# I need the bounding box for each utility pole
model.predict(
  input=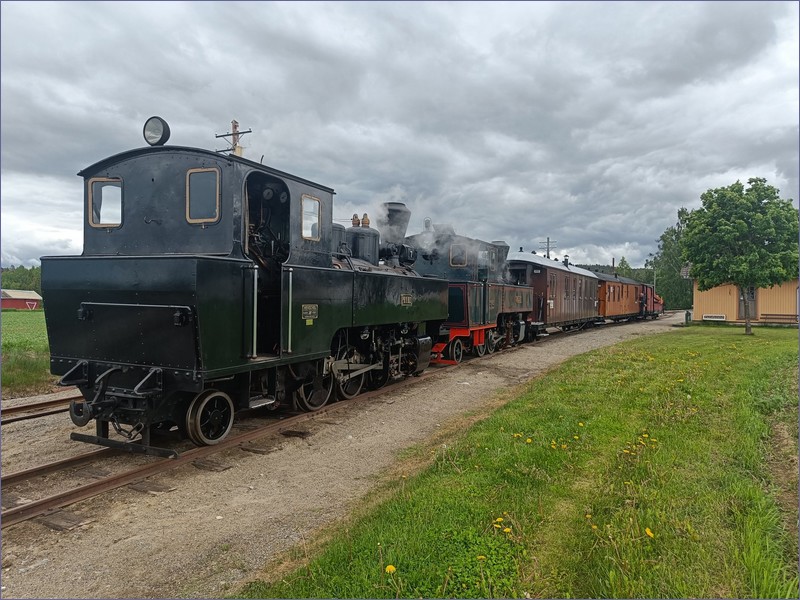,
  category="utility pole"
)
[215,119,252,156]
[539,237,557,259]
